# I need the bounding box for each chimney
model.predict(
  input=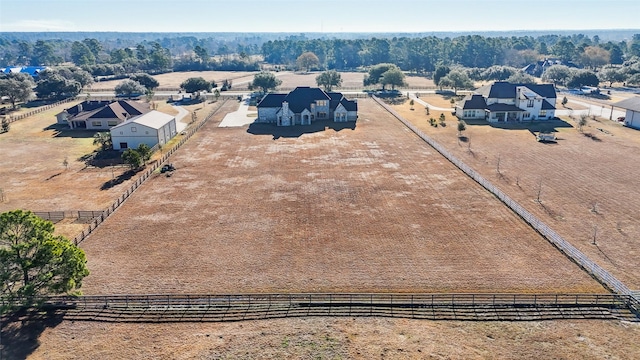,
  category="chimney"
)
[77,104,83,112]
[123,112,128,120]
